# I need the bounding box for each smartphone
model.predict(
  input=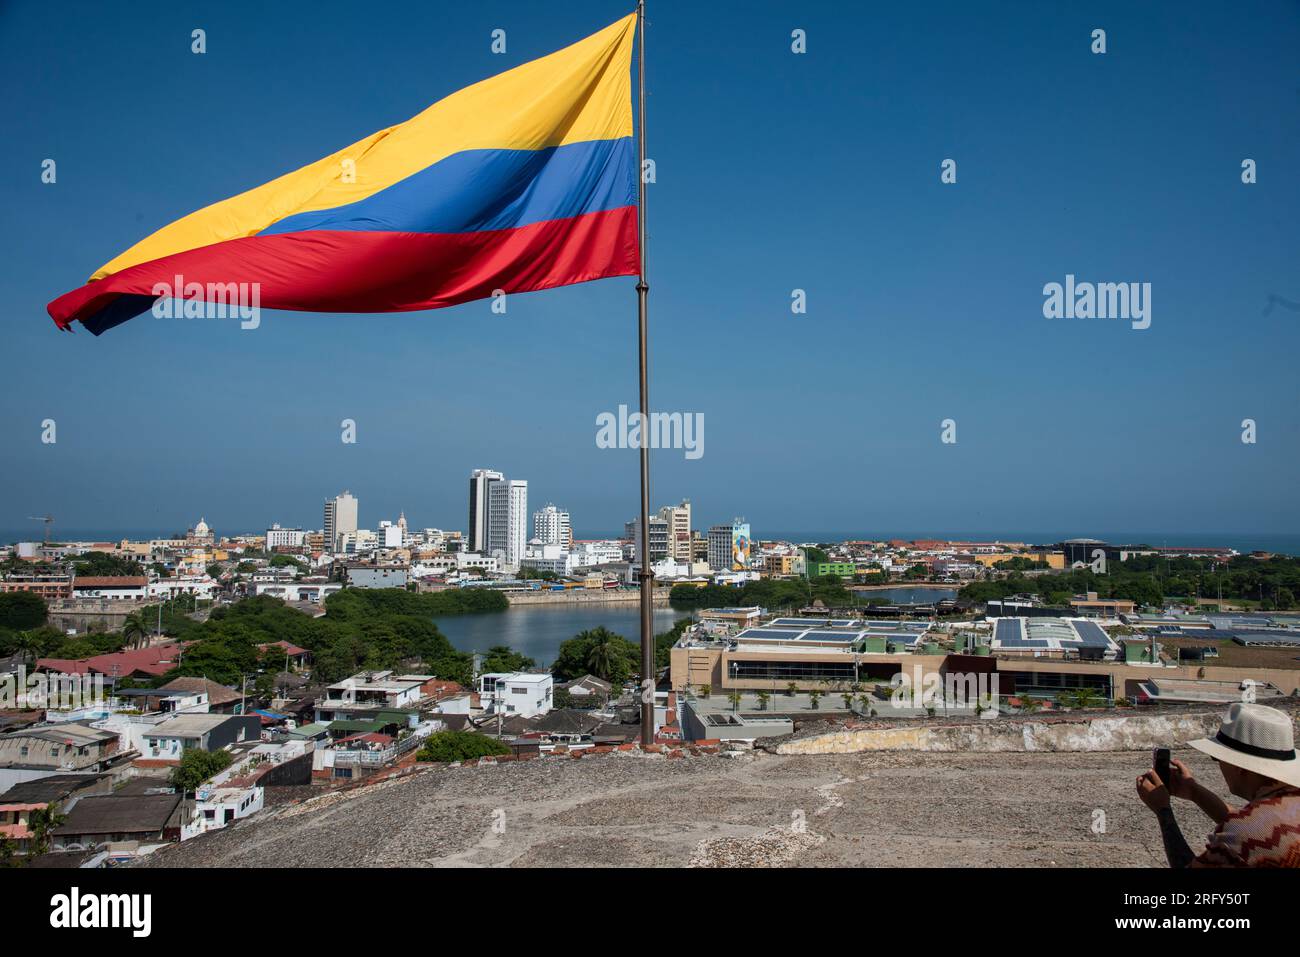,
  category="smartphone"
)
[1153,747,1171,788]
